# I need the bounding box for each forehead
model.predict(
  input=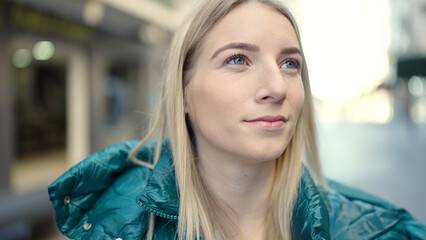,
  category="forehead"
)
[202,2,299,49]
